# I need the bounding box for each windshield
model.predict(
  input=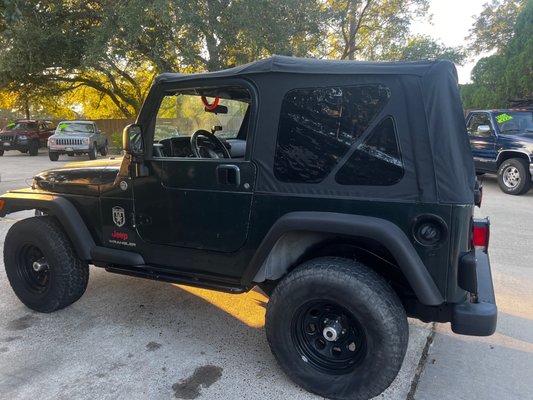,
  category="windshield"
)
[56,122,94,135]
[154,91,249,141]
[495,111,533,134]
[4,122,38,131]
